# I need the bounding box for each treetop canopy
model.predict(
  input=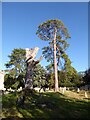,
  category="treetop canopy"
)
[36,19,71,41]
